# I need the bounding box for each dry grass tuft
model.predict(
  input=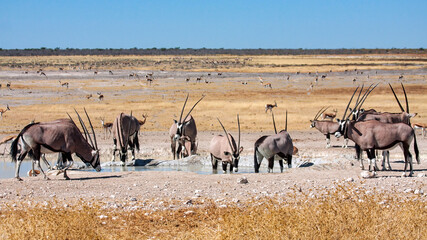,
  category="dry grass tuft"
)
[1,184,425,239]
